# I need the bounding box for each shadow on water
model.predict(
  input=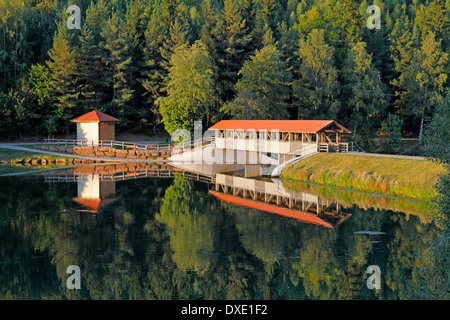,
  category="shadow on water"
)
[0,162,438,300]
